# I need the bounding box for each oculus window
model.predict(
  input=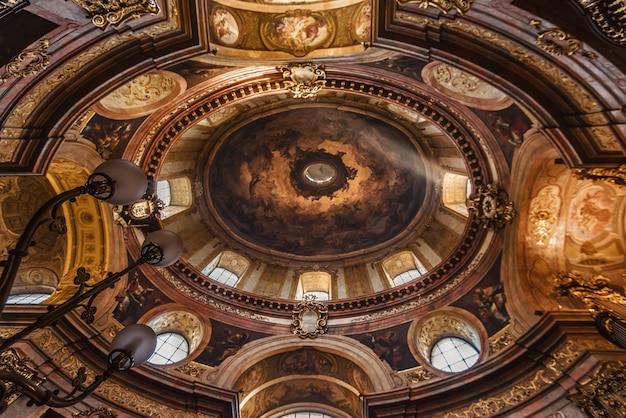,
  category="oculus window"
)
[430,336,479,373]
[148,332,189,365]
